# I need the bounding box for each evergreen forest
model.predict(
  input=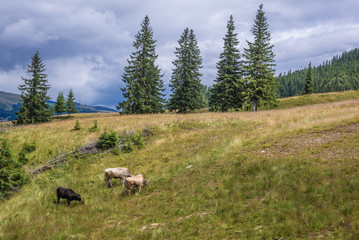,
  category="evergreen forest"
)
[277,48,359,97]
